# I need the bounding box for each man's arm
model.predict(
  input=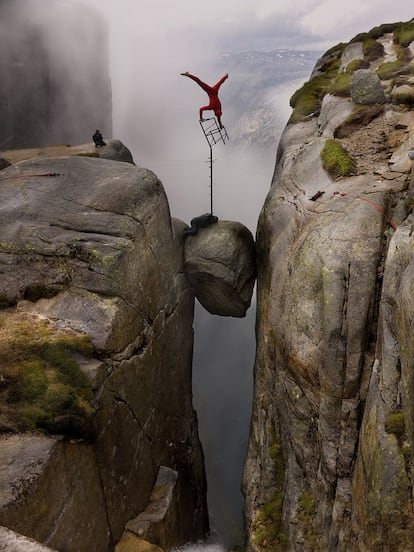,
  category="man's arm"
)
[214,73,228,89]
